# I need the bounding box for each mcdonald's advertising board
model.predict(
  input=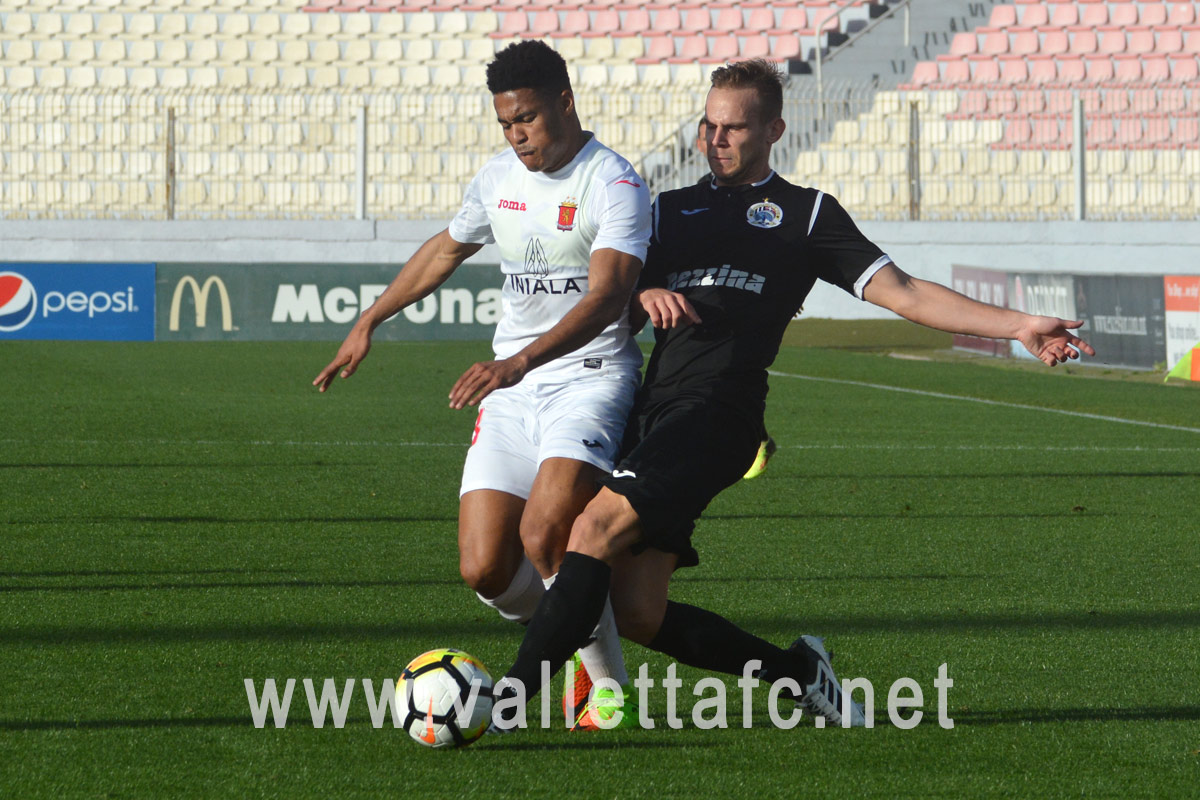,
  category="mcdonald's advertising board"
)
[156,263,504,342]
[0,262,155,341]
